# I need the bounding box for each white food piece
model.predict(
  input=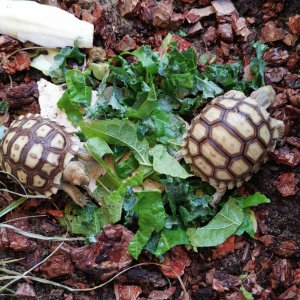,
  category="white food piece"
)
[37,78,76,130]
[30,49,60,76]
[37,79,98,131]
[0,0,94,48]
